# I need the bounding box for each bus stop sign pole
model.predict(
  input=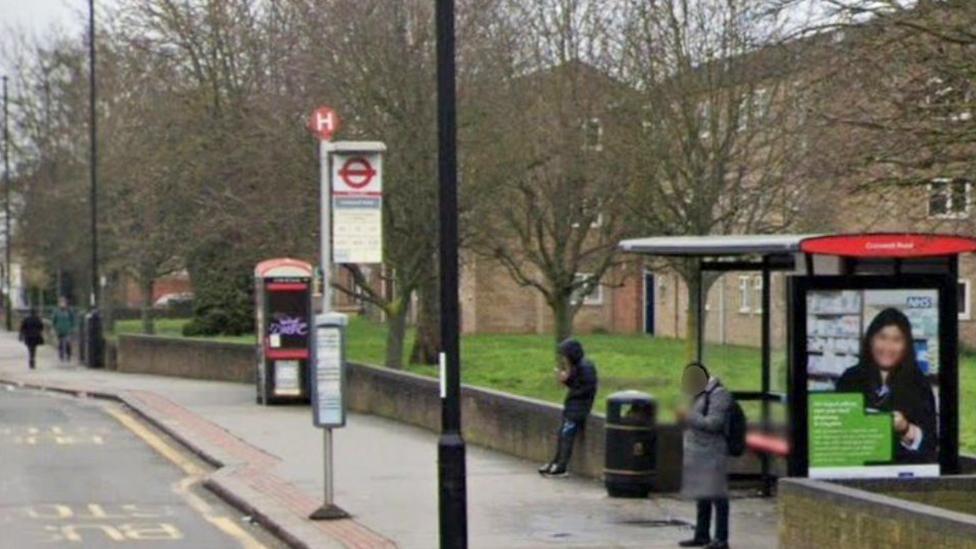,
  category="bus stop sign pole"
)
[309,136,349,521]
